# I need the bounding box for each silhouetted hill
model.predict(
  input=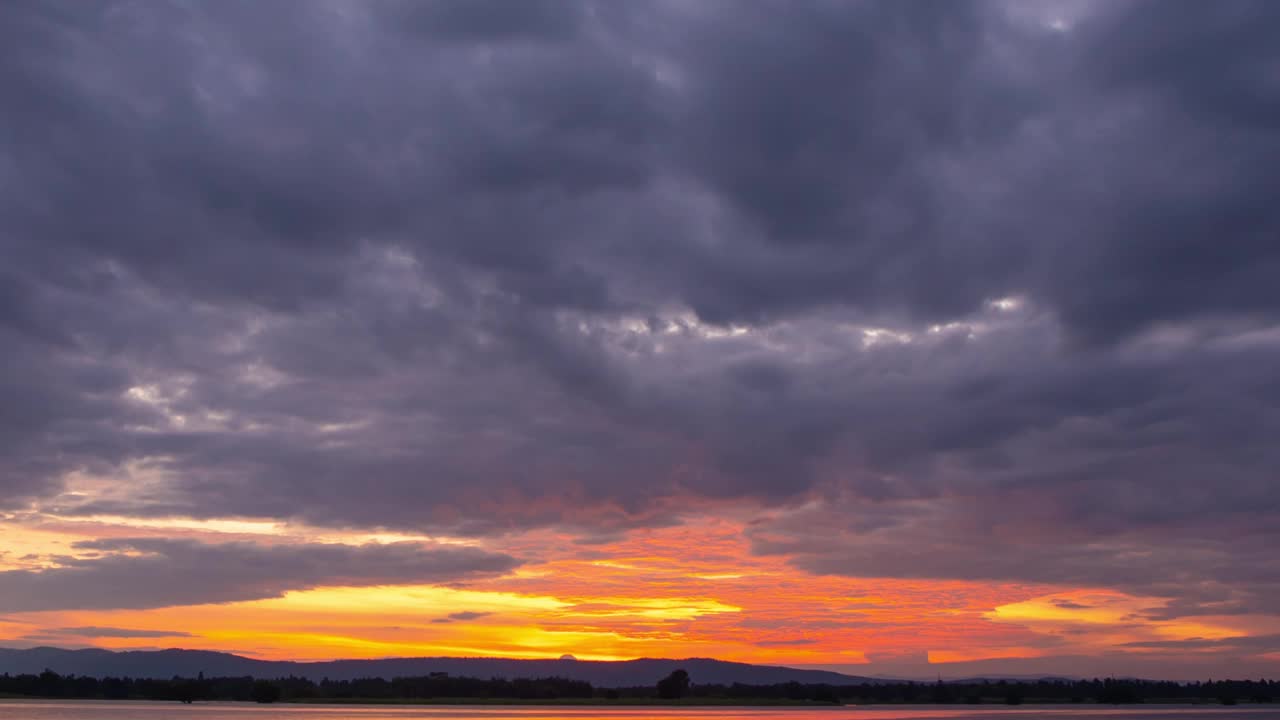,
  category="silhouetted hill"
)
[0,646,873,686]
[947,674,1080,683]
